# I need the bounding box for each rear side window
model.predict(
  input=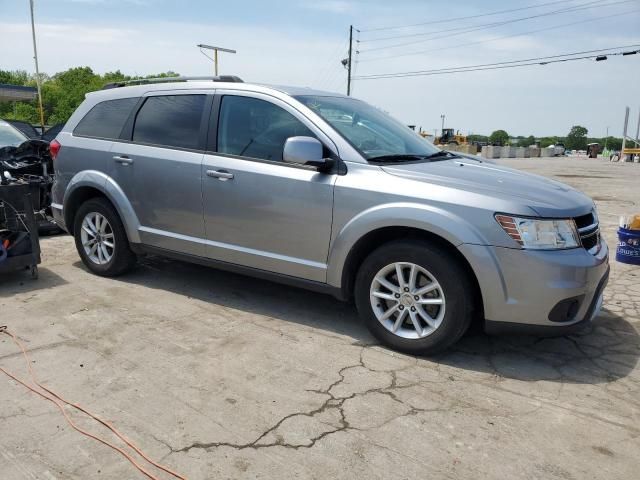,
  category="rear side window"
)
[74,97,138,140]
[133,95,205,150]
[217,95,314,162]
